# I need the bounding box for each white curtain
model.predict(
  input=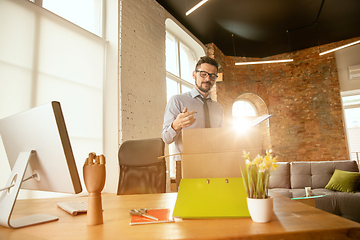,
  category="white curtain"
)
[0,0,106,198]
